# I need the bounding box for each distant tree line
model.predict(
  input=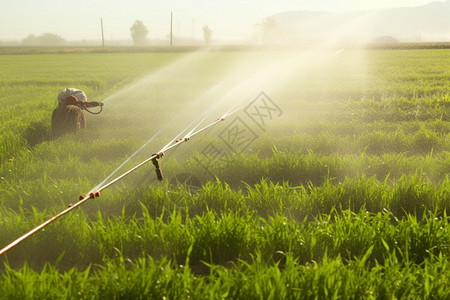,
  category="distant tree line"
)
[17,20,213,47]
[22,33,66,46]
